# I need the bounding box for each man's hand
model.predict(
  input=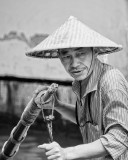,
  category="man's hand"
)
[33,85,59,109]
[33,85,48,103]
[33,85,53,109]
[38,141,67,160]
